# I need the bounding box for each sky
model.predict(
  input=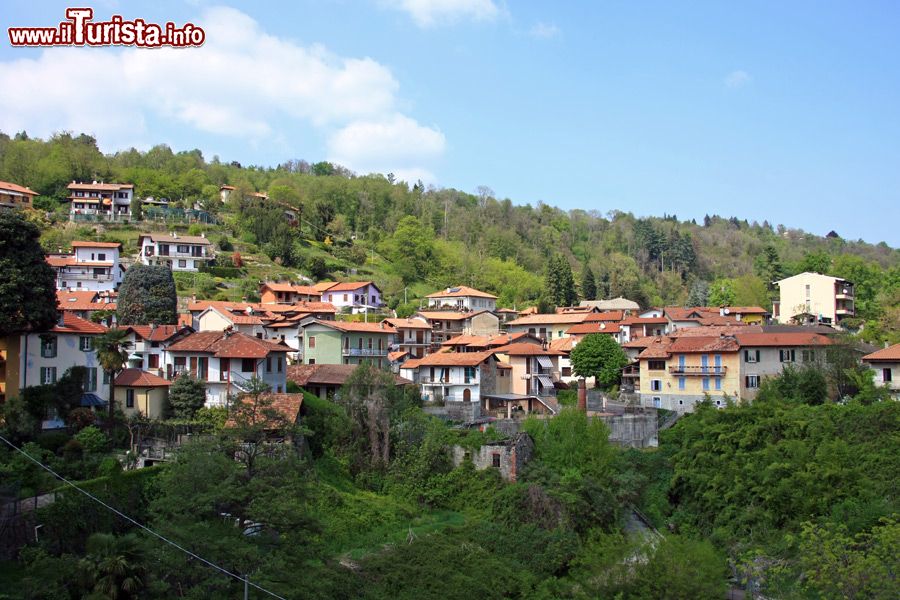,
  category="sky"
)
[2,1,899,246]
